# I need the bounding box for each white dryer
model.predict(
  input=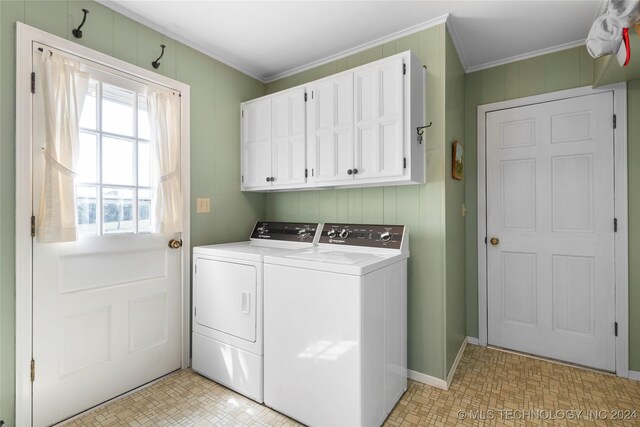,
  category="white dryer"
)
[263,223,409,427]
[192,221,321,403]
